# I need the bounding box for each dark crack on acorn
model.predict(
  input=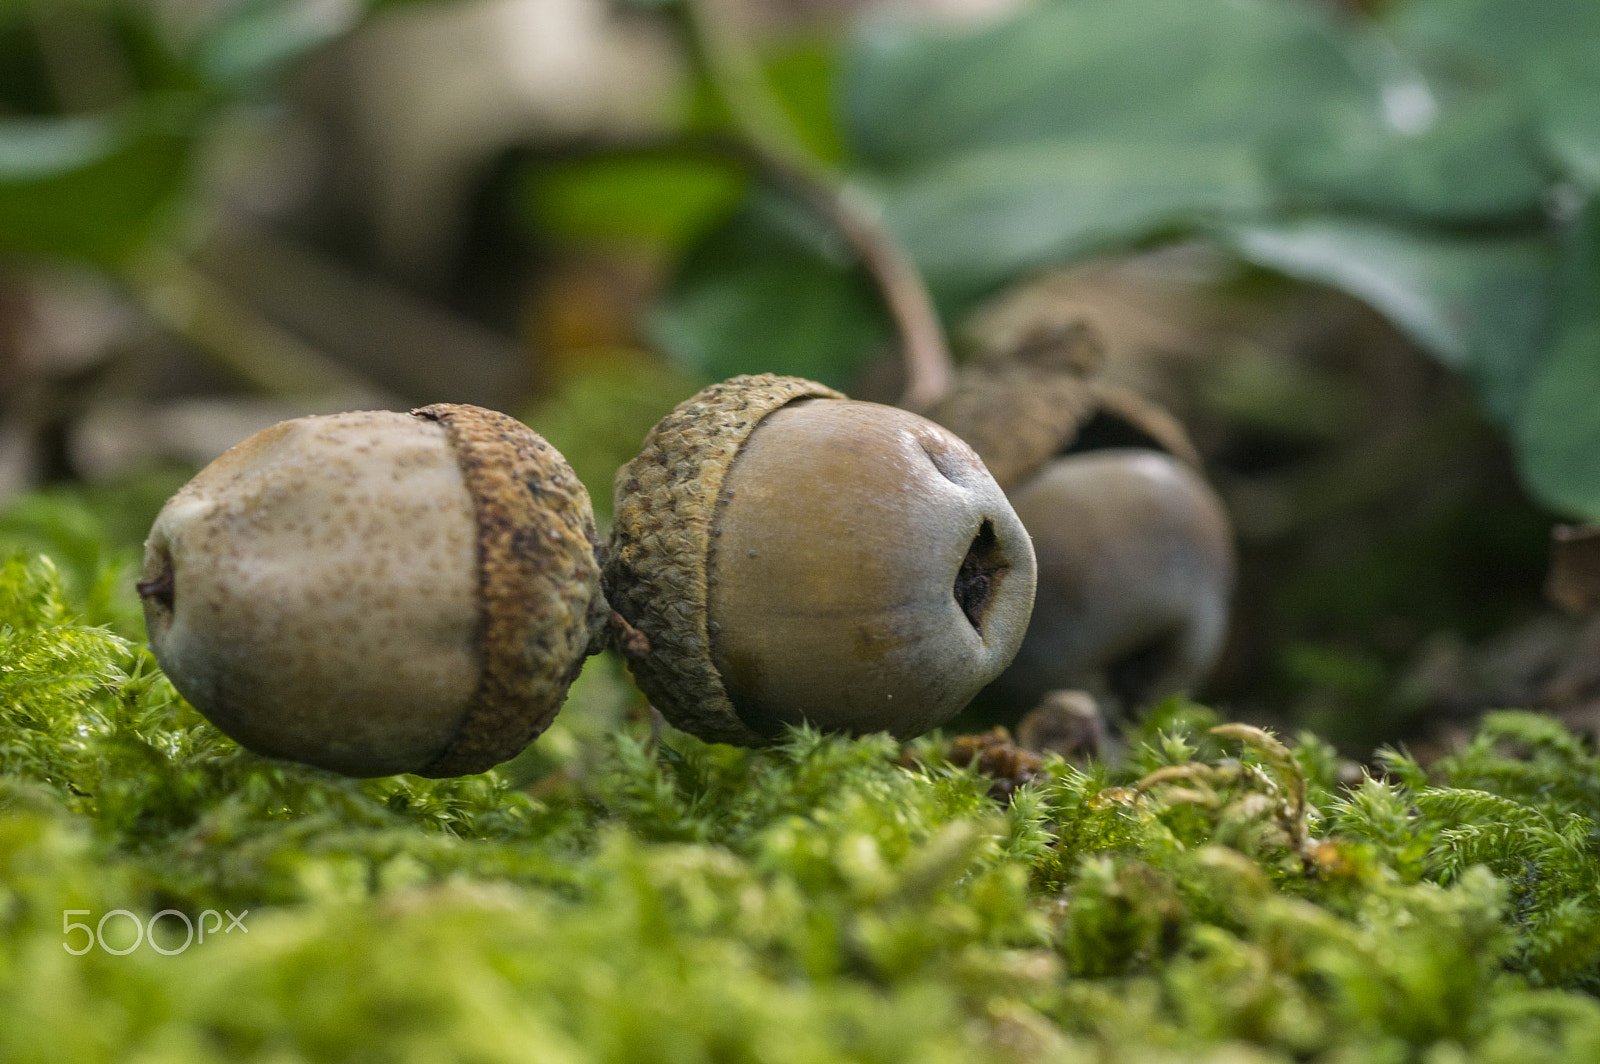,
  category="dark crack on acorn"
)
[136,565,175,611]
[954,520,1006,634]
